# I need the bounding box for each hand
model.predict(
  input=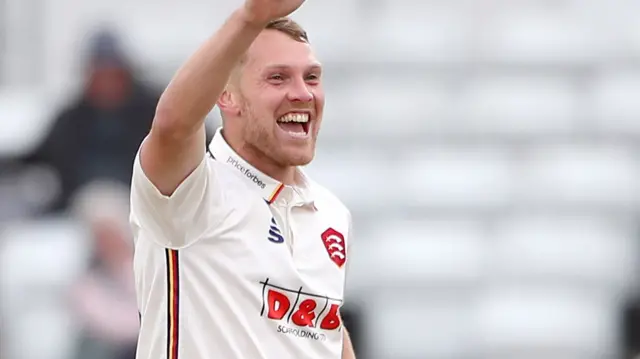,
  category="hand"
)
[242,0,305,27]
